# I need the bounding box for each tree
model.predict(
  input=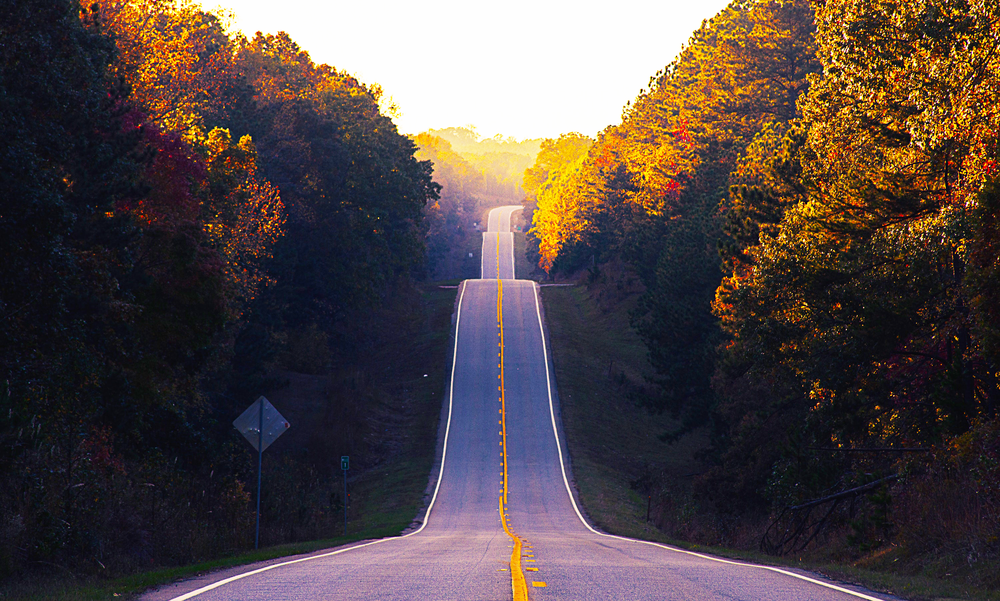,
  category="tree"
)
[0,0,154,570]
[525,0,818,433]
[2,0,434,575]
[523,133,593,271]
[710,0,1000,511]
[227,32,436,344]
